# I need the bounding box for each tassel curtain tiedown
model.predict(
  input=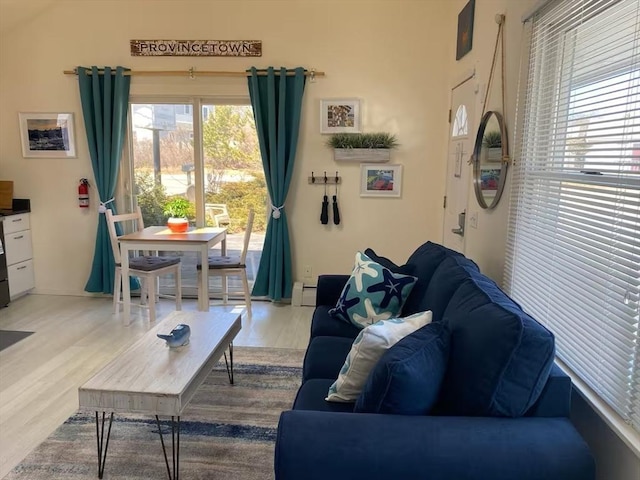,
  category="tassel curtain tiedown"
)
[248,67,306,300]
[78,66,133,294]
